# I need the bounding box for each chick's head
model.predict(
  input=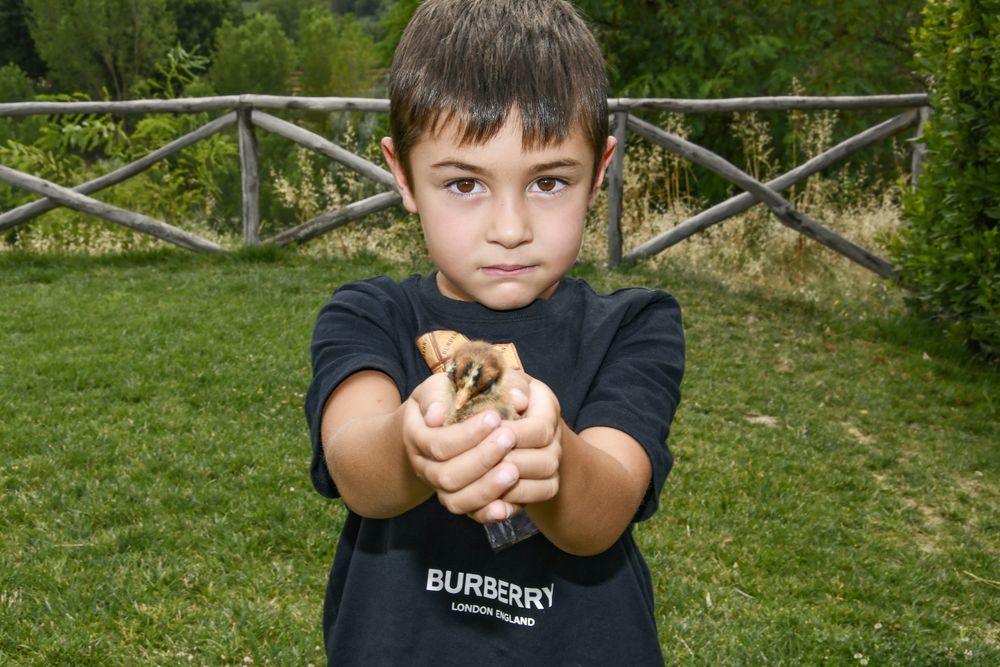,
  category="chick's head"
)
[446,340,506,413]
